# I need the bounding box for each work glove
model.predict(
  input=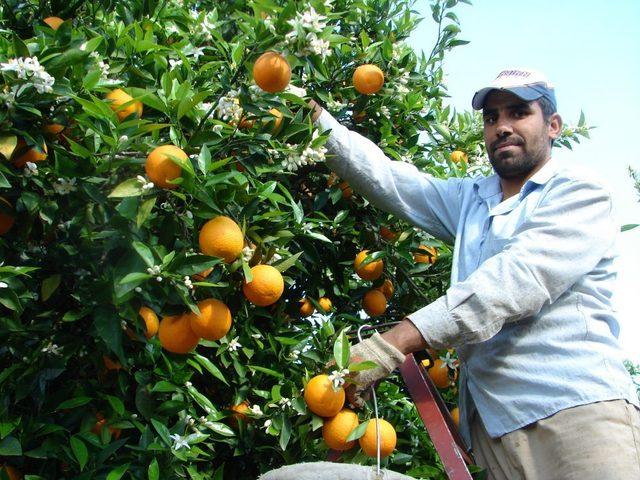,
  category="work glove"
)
[347,332,406,408]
